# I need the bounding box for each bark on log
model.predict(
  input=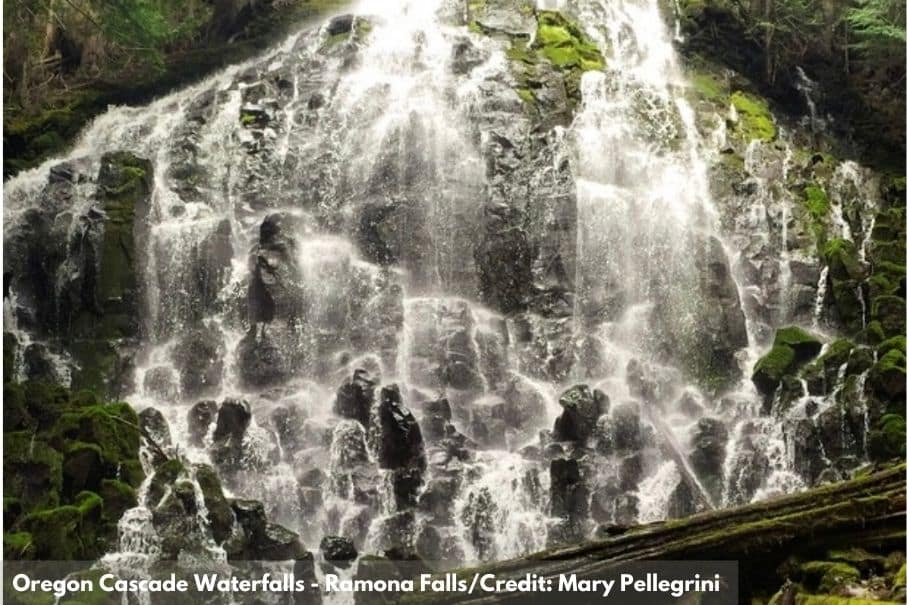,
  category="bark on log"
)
[410,464,906,604]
